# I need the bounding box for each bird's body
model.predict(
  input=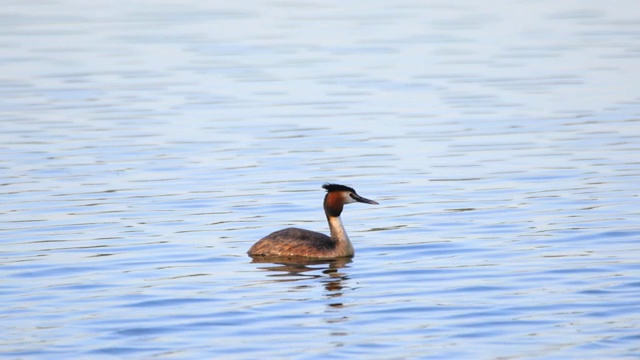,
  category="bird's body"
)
[247,227,348,258]
[248,183,378,259]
